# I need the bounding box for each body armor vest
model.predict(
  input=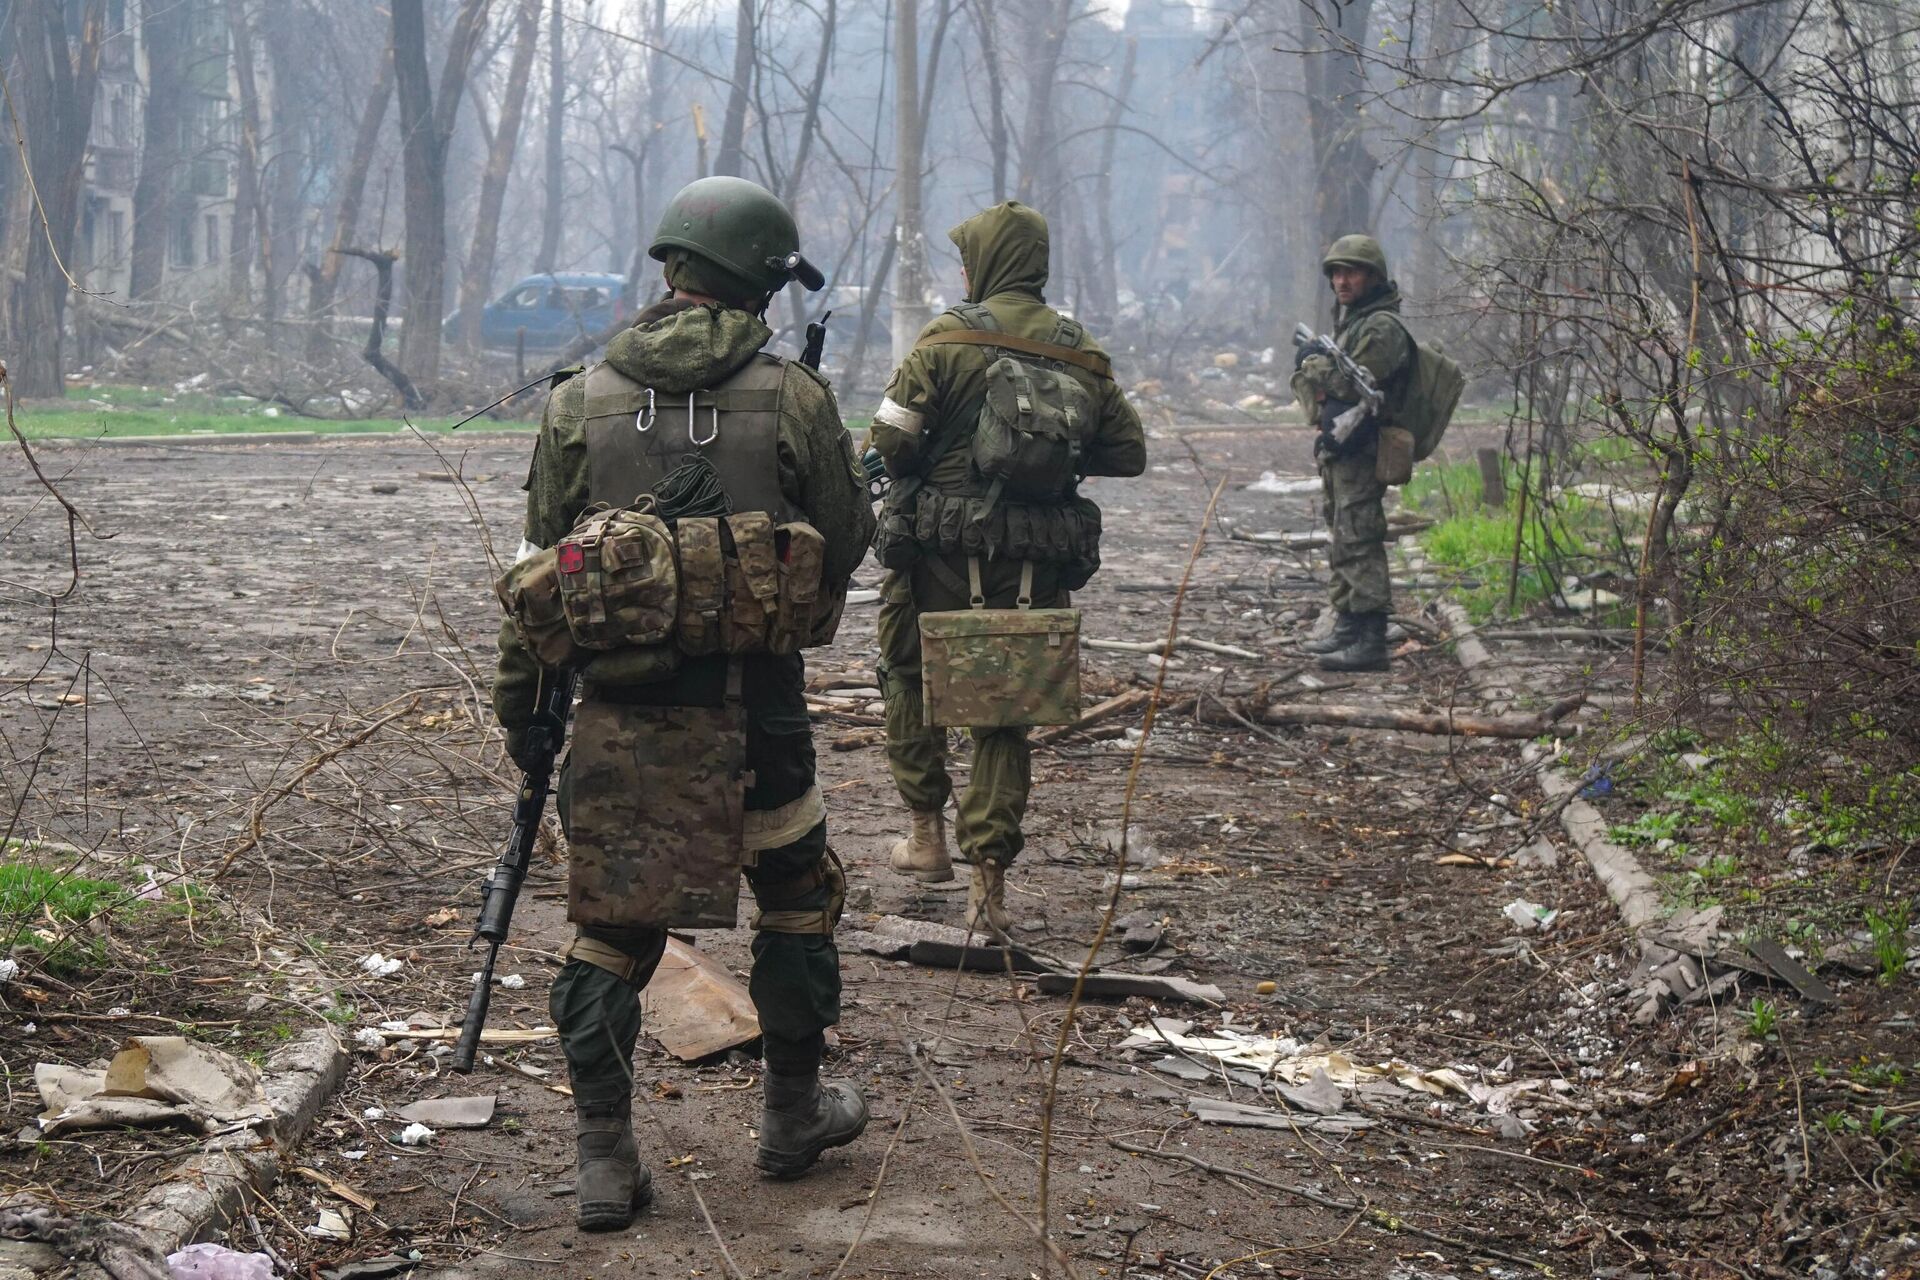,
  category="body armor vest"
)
[580,353,796,521]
